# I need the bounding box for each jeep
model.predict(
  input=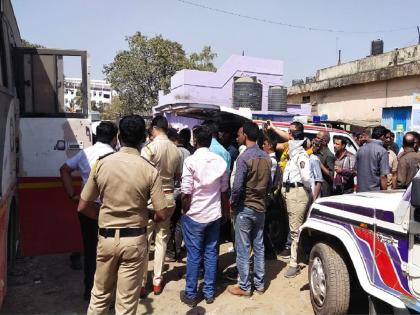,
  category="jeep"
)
[298,171,420,314]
